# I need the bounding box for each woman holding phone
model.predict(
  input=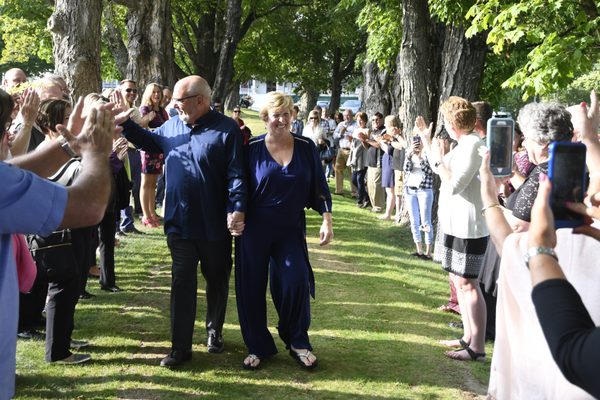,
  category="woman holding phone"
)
[403,133,434,259]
